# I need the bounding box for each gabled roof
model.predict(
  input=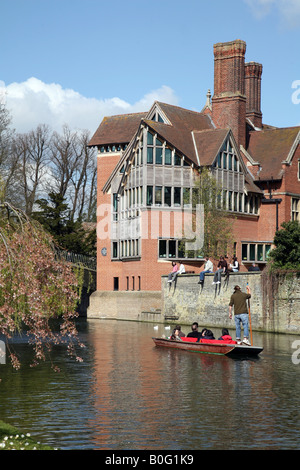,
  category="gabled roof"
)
[246,126,300,180]
[143,102,214,166]
[88,112,147,147]
[192,128,228,166]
